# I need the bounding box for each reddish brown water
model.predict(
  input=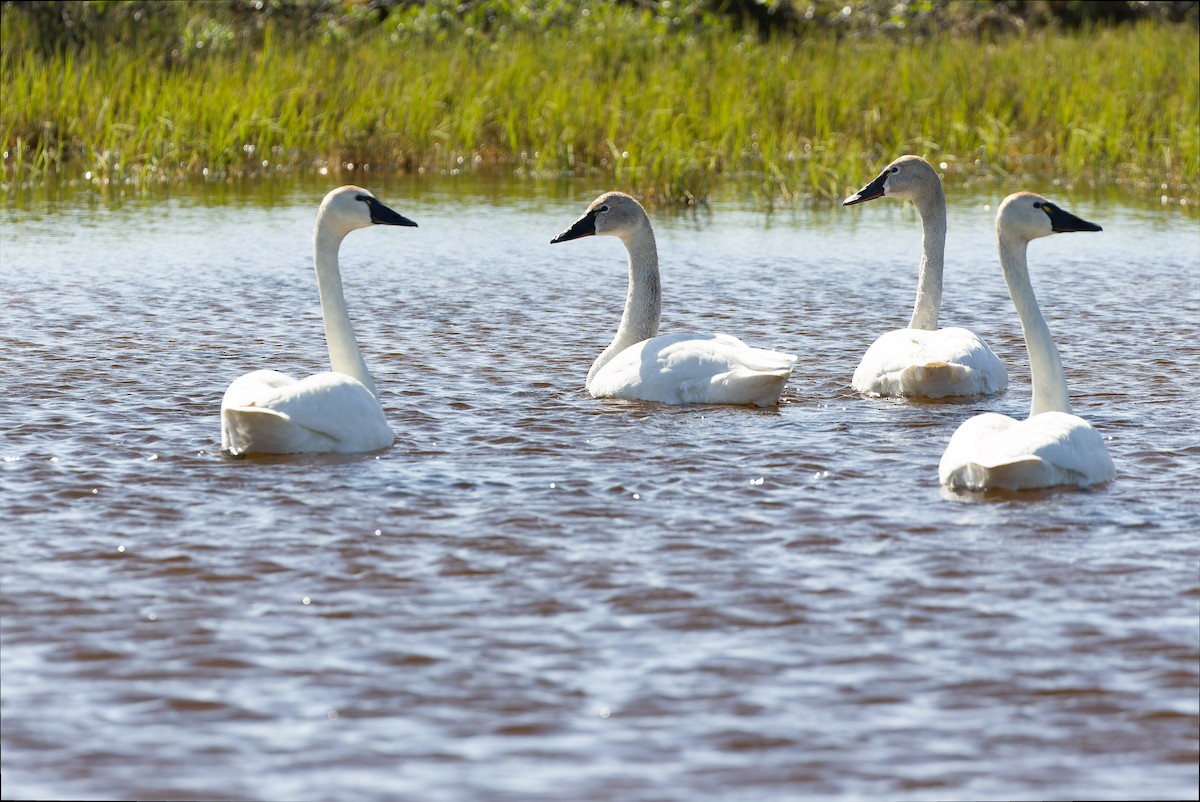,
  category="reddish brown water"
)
[2,179,1198,800]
